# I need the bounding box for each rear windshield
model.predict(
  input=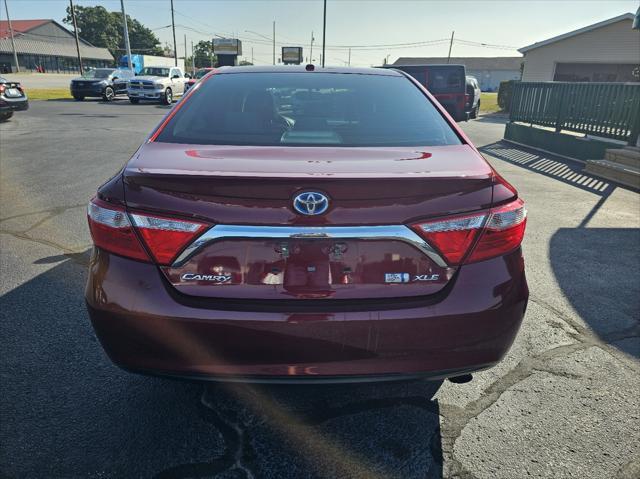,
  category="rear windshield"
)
[392,66,465,95]
[140,67,170,77]
[155,72,461,147]
[82,69,114,79]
